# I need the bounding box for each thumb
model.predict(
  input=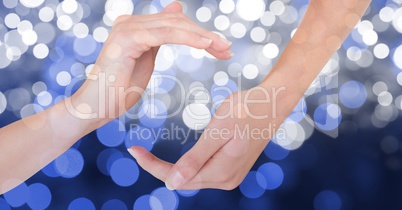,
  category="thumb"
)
[161,1,183,13]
